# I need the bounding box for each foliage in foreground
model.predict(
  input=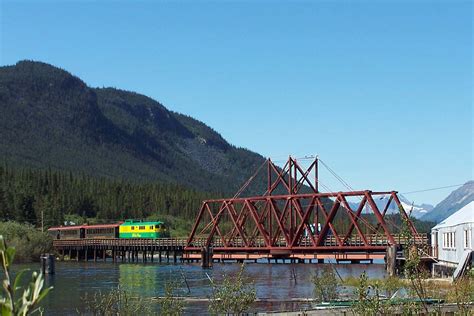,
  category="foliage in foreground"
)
[158,280,185,316]
[350,210,474,316]
[208,264,256,315]
[447,274,474,316]
[0,235,52,315]
[80,287,153,316]
[0,222,52,263]
[311,266,339,303]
